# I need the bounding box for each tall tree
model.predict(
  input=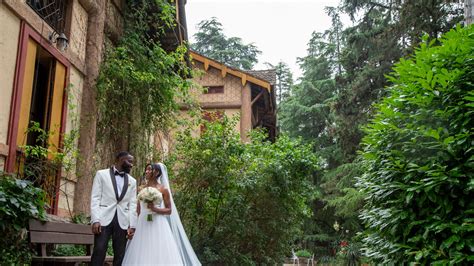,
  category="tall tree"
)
[279,24,357,254]
[279,0,464,259]
[191,17,261,70]
[266,61,294,103]
[334,0,464,158]
[279,31,336,148]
